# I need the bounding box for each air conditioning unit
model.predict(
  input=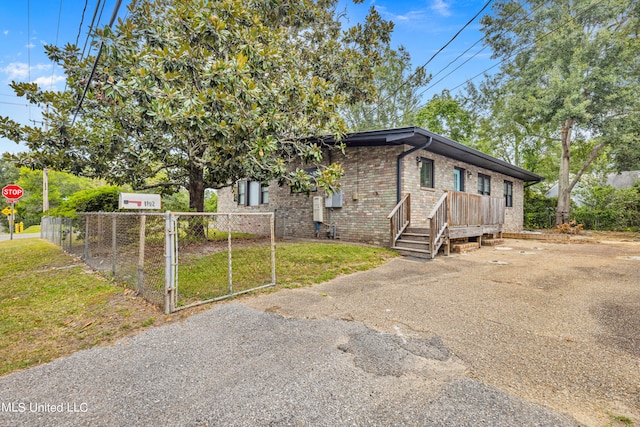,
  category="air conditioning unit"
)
[325,190,343,208]
[313,196,324,222]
